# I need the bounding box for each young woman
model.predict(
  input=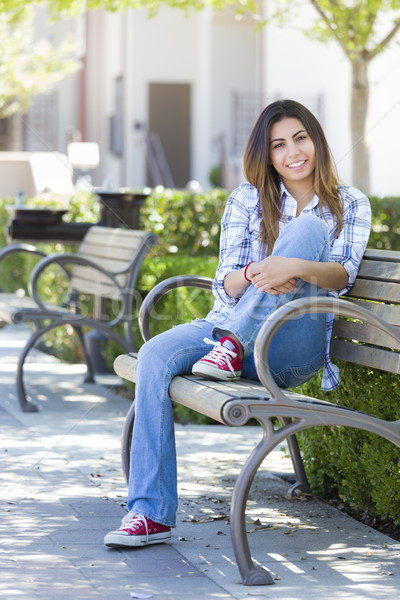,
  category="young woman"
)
[104,99,371,548]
